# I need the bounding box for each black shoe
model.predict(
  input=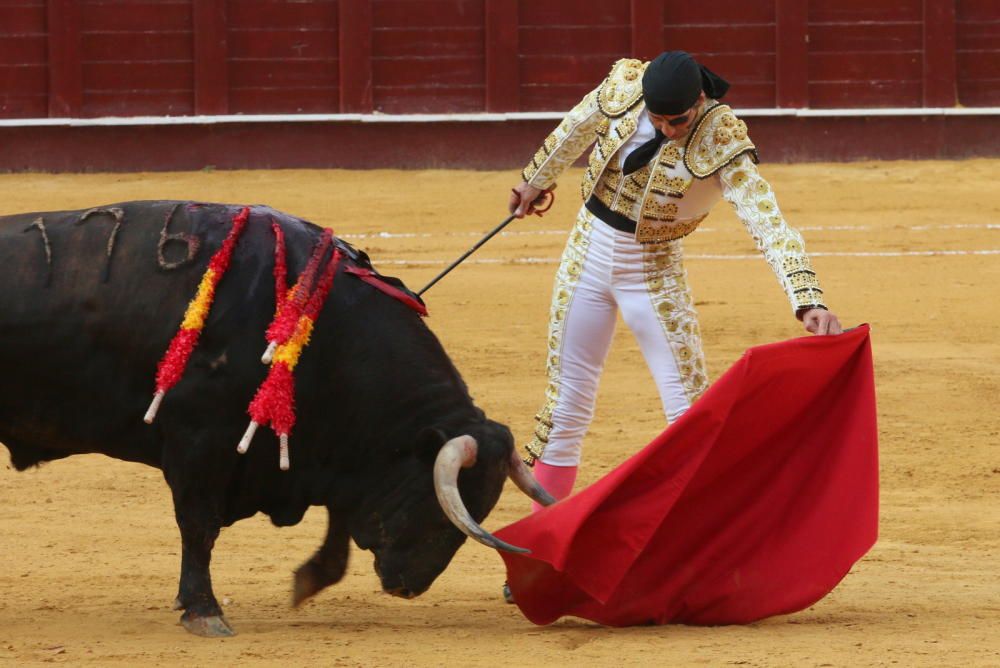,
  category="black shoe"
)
[502,581,515,604]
